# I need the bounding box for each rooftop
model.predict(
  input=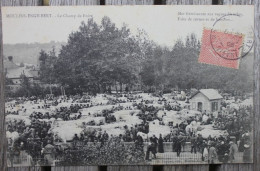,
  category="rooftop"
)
[191,89,223,100]
[6,67,34,79]
[4,59,19,70]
